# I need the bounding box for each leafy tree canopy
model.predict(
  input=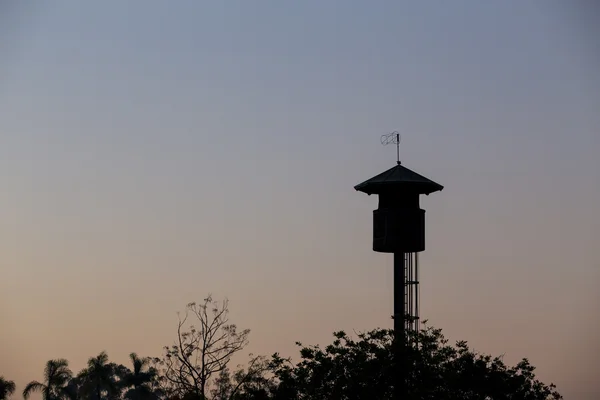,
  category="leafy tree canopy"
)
[263,322,563,400]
